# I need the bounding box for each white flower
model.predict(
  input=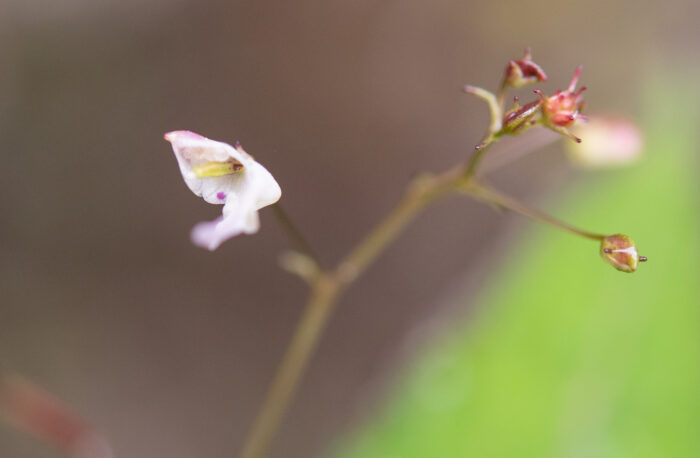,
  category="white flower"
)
[164,130,281,250]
